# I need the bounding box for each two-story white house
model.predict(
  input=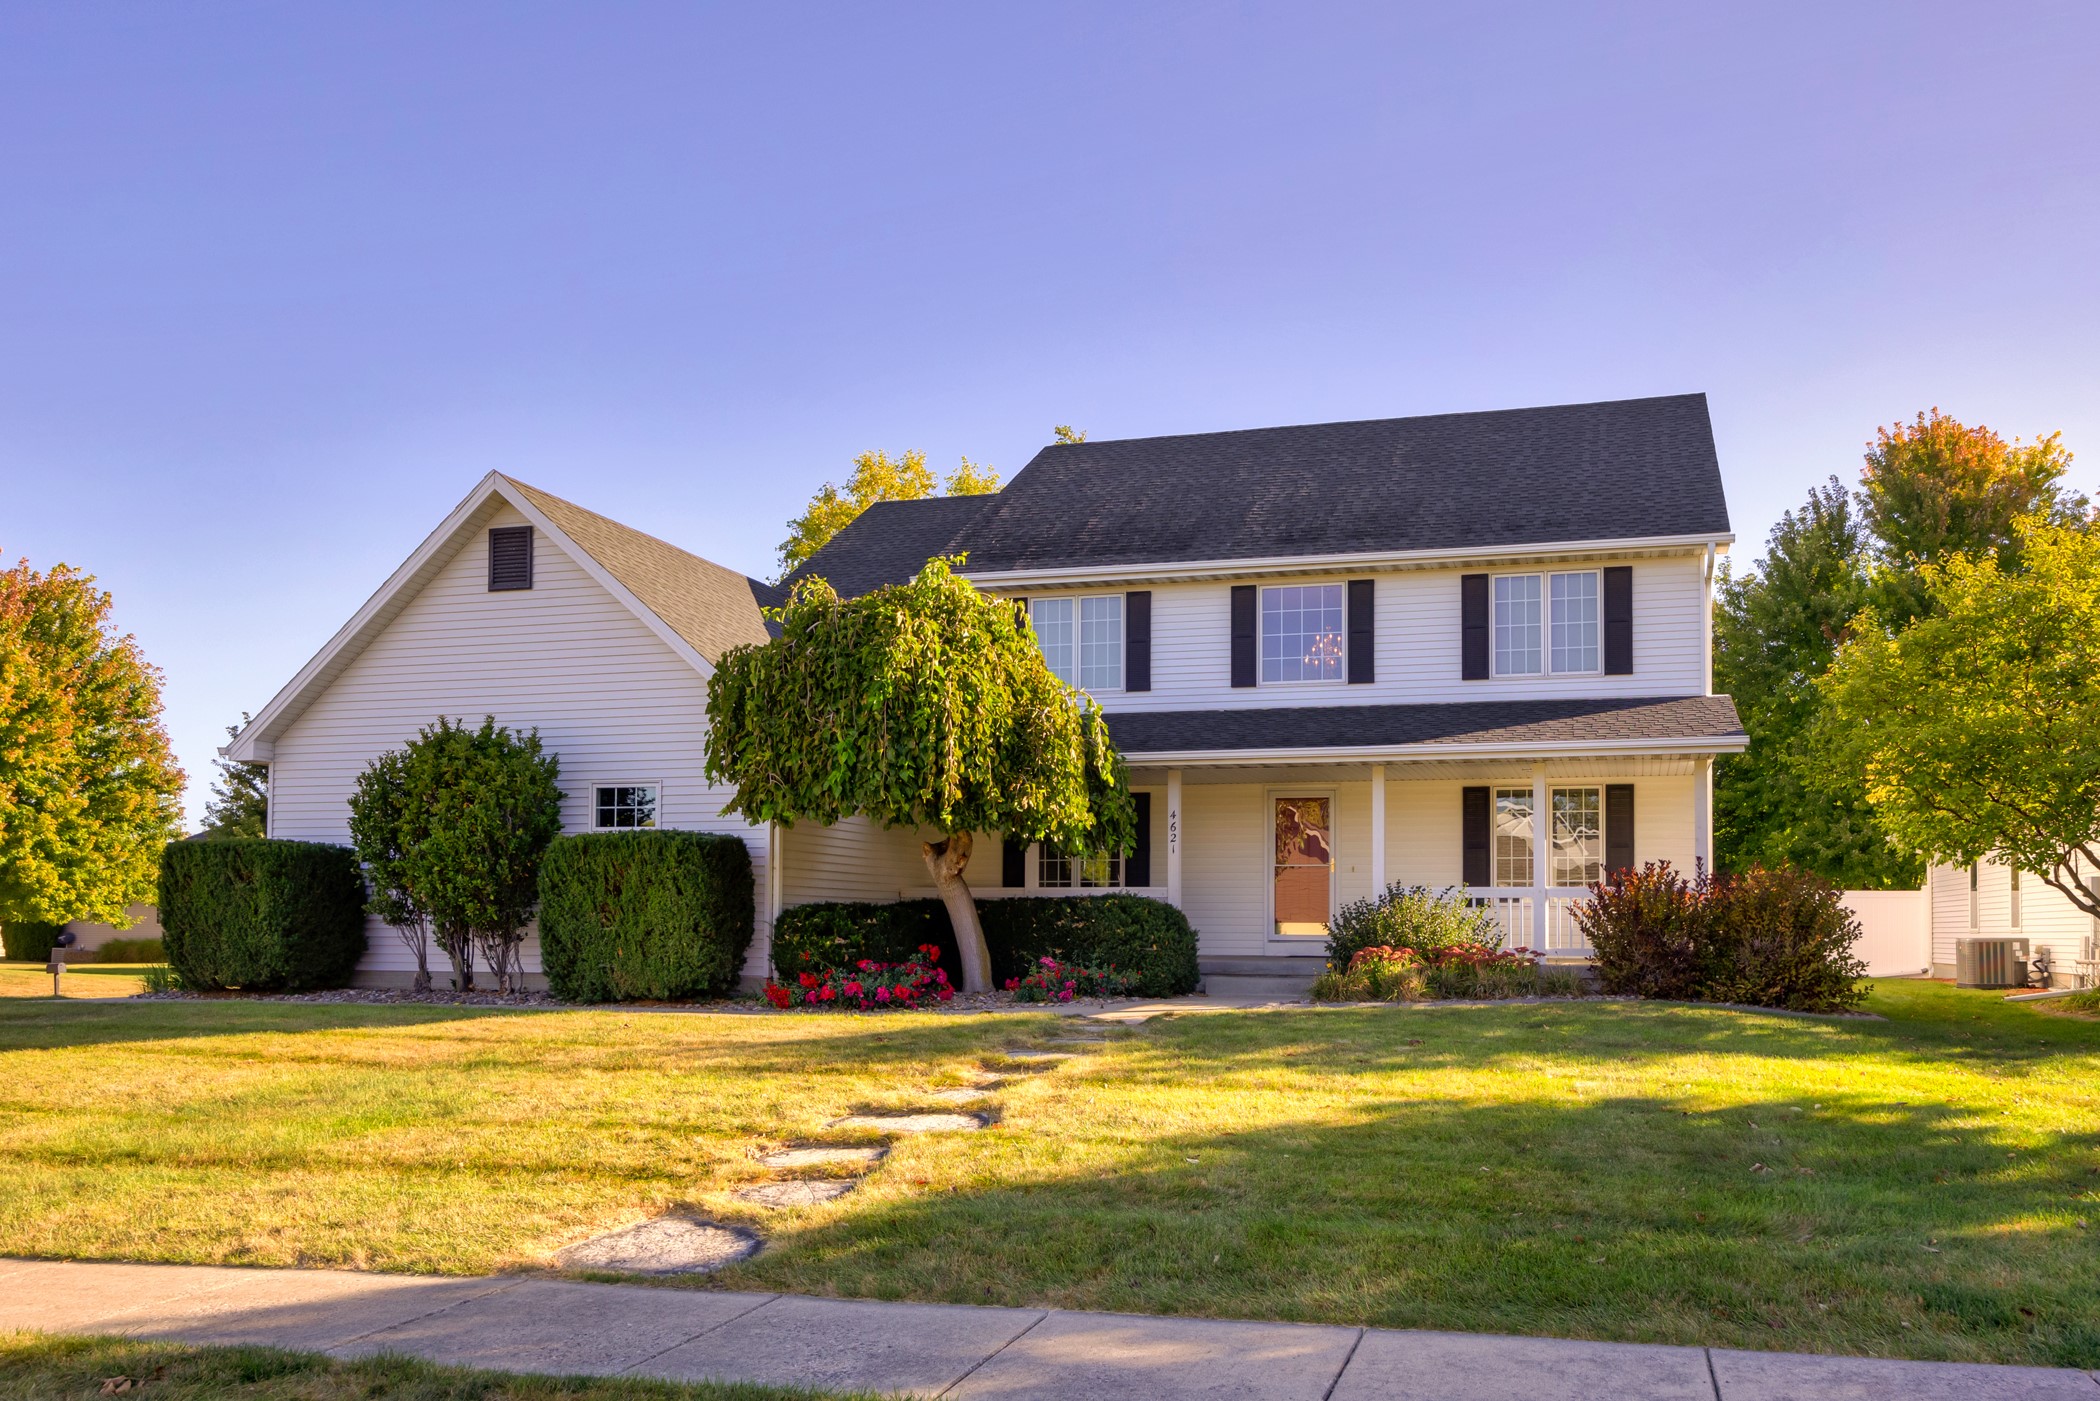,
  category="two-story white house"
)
[225,393,1745,991]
